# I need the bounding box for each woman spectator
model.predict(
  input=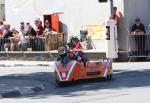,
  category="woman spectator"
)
[43,20,53,34]
[26,25,37,51]
[43,20,57,50]
[26,25,36,36]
